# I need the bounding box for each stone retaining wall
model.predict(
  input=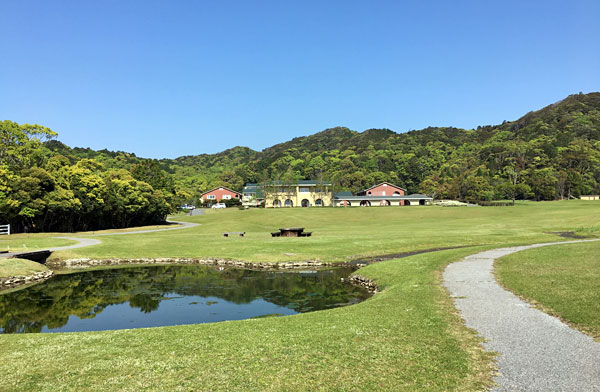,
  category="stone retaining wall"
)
[50,257,341,271]
[348,274,378,293]
[0,270,54,289]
